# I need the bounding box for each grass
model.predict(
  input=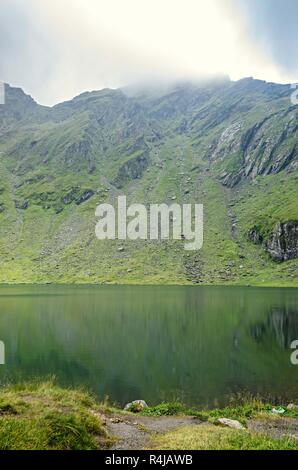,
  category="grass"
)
[0,85,297,287]
[149,425,298,450]
[0,380,107,450]
[141,399,298,423]
[145,398,298,451]
[0,382,297,450]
